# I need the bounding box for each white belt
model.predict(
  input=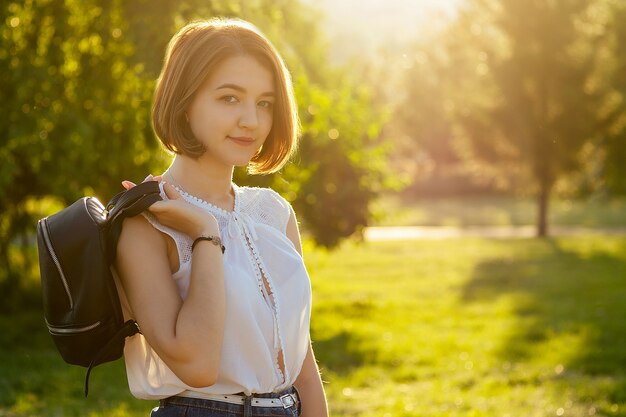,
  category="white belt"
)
[177,390,298,408]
